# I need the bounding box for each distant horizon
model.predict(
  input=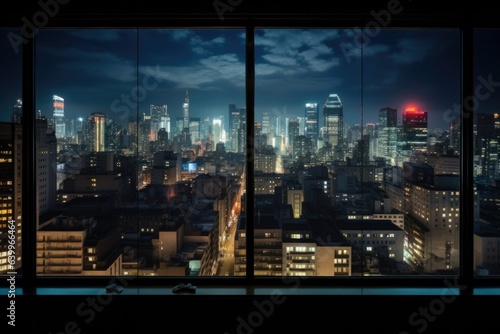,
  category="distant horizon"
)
[2,28,500,132]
